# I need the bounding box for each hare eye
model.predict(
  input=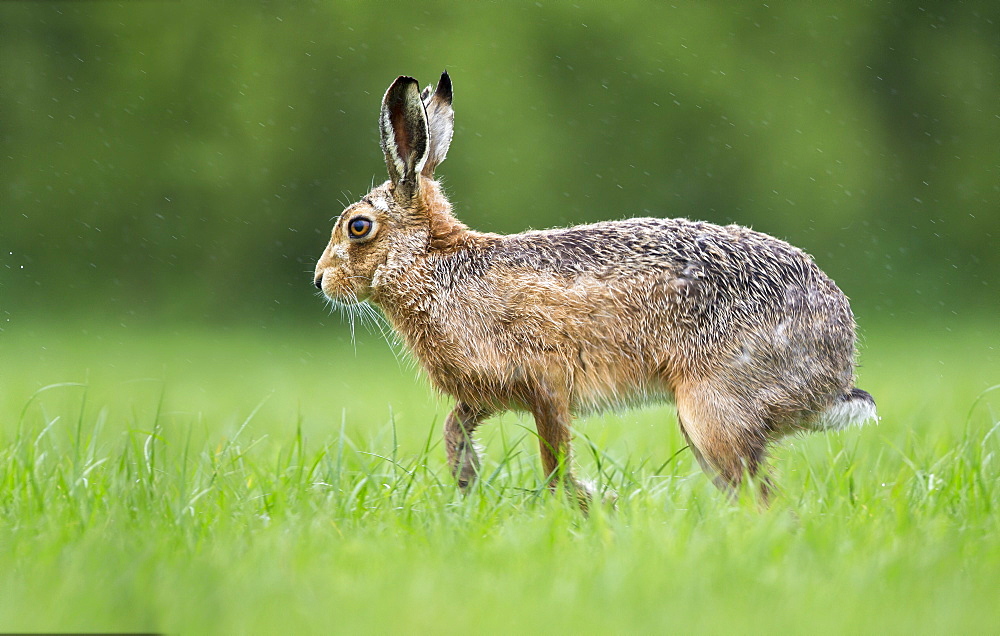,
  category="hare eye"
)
[347,217,373,239]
